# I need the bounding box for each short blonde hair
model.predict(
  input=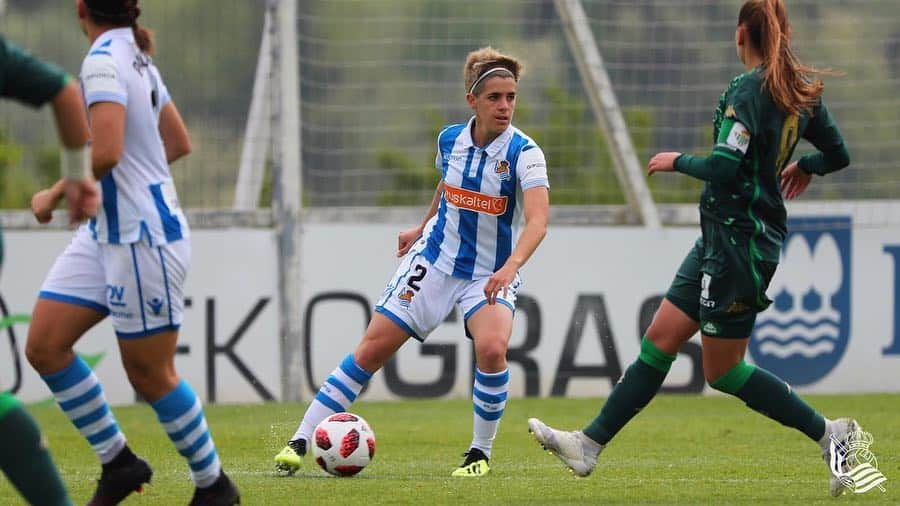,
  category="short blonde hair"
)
[463,47,523,96]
